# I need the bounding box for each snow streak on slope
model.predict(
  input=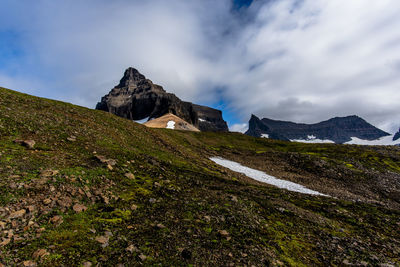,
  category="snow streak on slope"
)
[210,157,328,196]
[345,135,400,146]
[291,138,335,144]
